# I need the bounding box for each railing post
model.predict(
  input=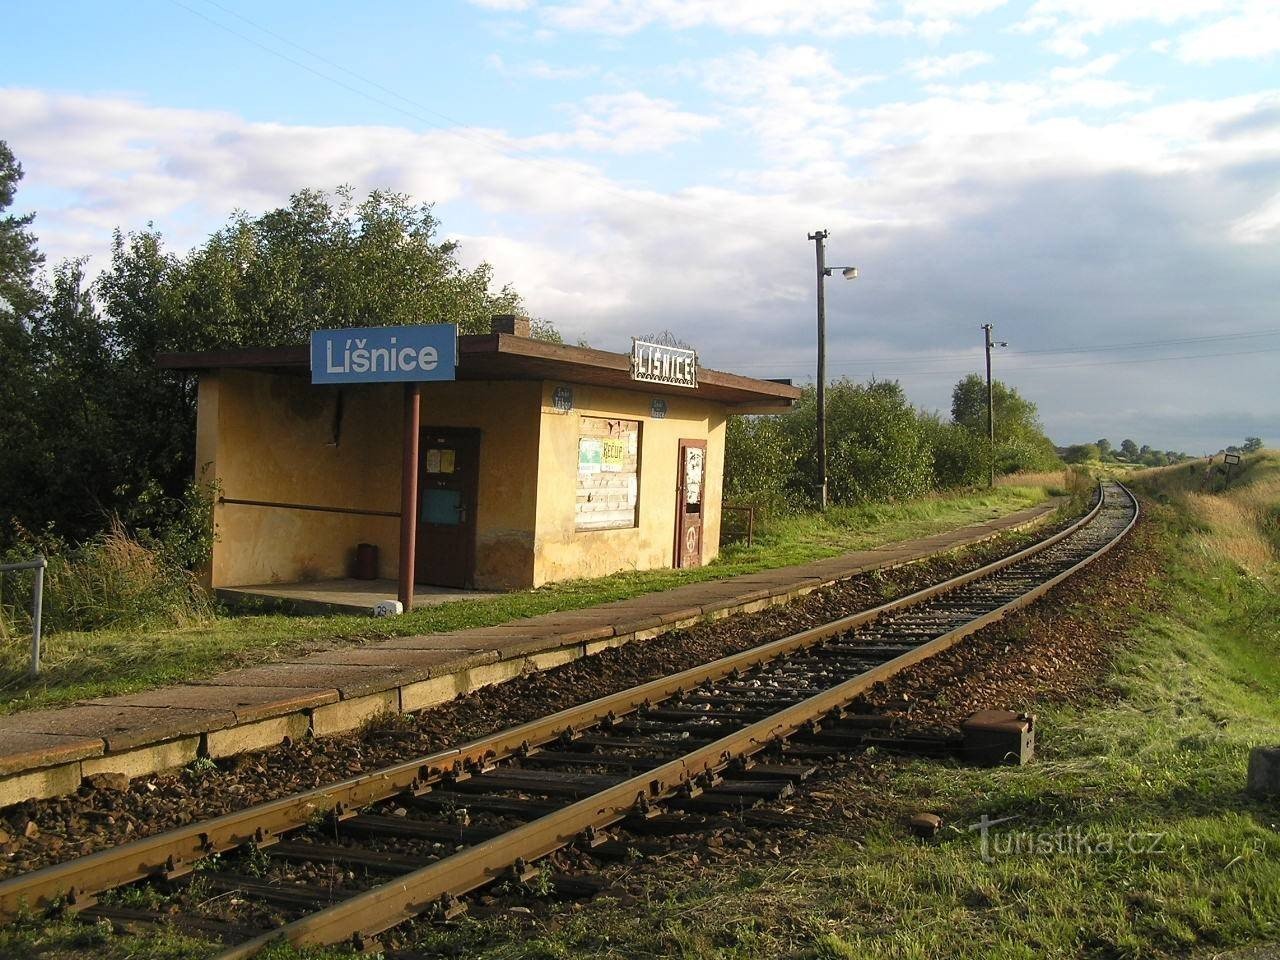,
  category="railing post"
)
[30,556,45,677]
